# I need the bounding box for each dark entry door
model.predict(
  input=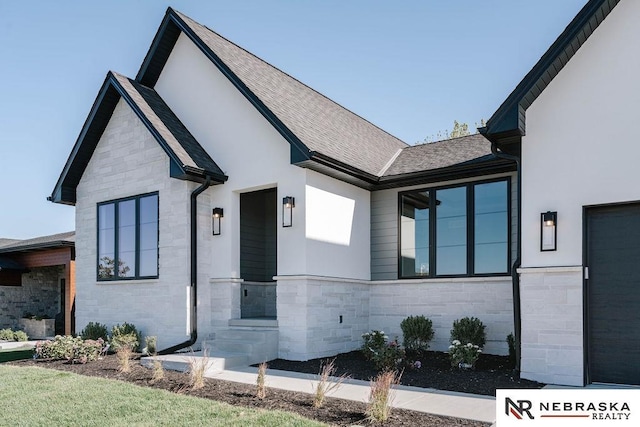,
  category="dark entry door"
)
[586,203,640,385]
